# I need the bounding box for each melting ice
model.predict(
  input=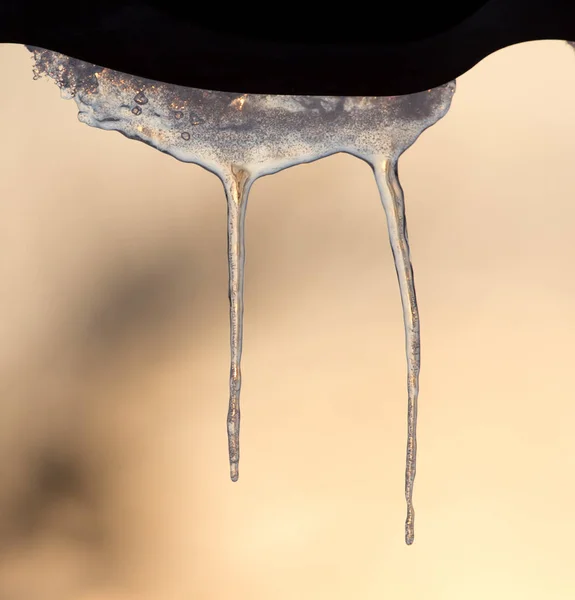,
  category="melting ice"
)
[29,46,455,545]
